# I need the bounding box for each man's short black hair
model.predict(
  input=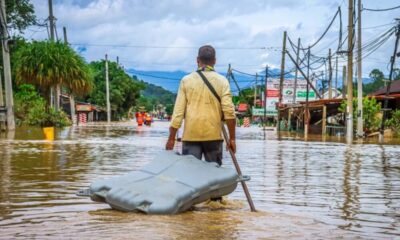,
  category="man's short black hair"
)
[198,45,216,65]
